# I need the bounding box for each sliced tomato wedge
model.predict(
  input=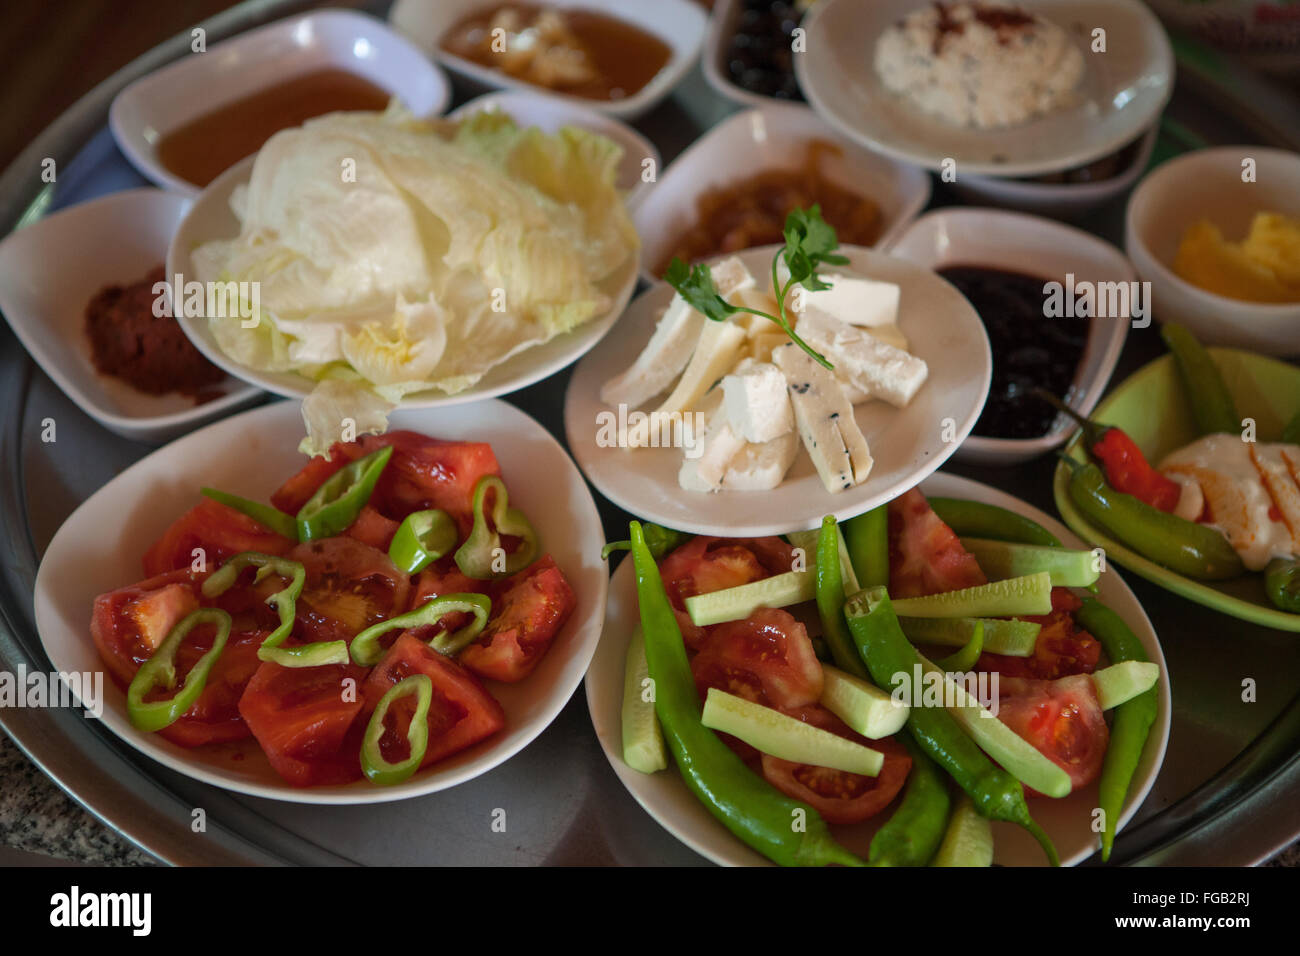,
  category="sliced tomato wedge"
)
[888,489,986,599]
[289,537,411,644]
[360,633,505,769]
[344,505,400,552]
[91,570,204,688]
[142,499,293,577]
[997,673,1109,791]
[691,607,823,710]
[978,590,1101,680]
[158,627,267,748]
[760,707,913,824]
[238,659,369,786]
[459,555,576,683]
[659,536,794,651]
